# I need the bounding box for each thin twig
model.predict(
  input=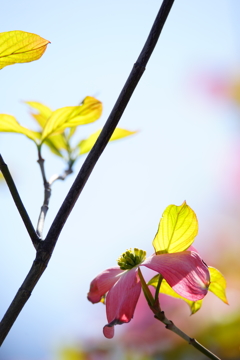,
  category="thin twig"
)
[36,146,51,237]
[0,154,40,249]
[0,0,175,345]
[153,310,221,360]
[48,167,73,186]
[139,268,221,359]
[37,146,48,186]
[36,148,73,237]
[36,204,49,238]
